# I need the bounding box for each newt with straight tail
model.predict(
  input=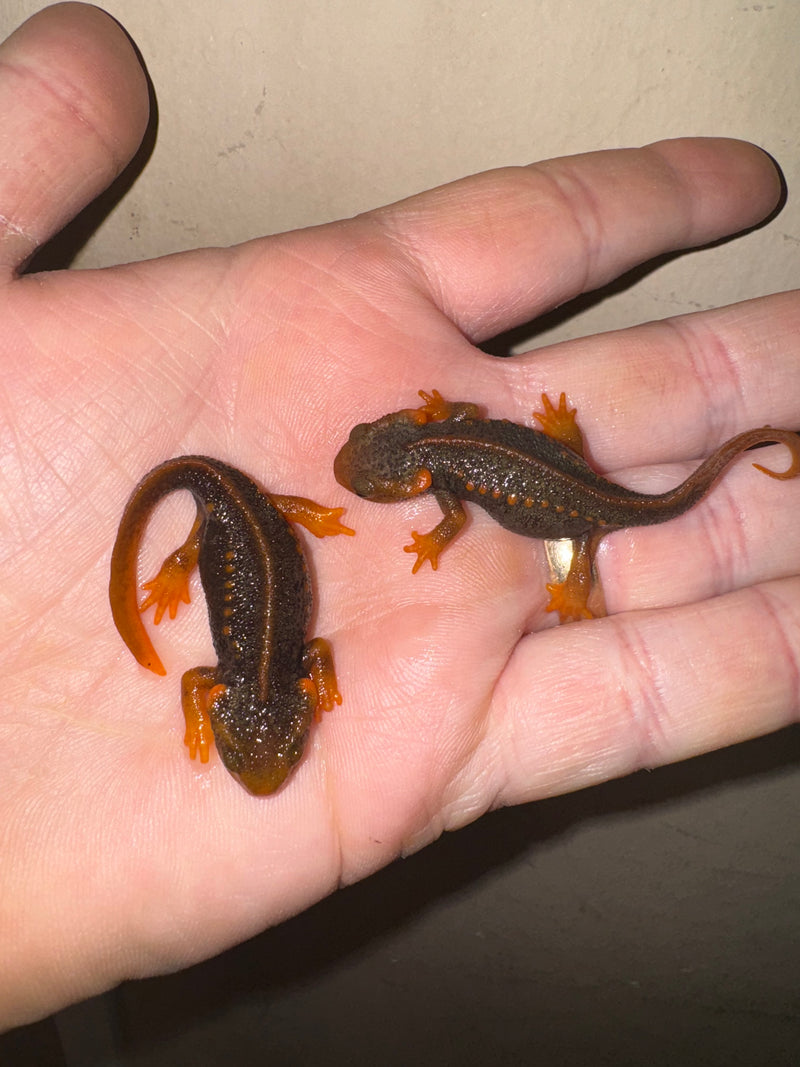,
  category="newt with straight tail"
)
[334,390,800,621]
